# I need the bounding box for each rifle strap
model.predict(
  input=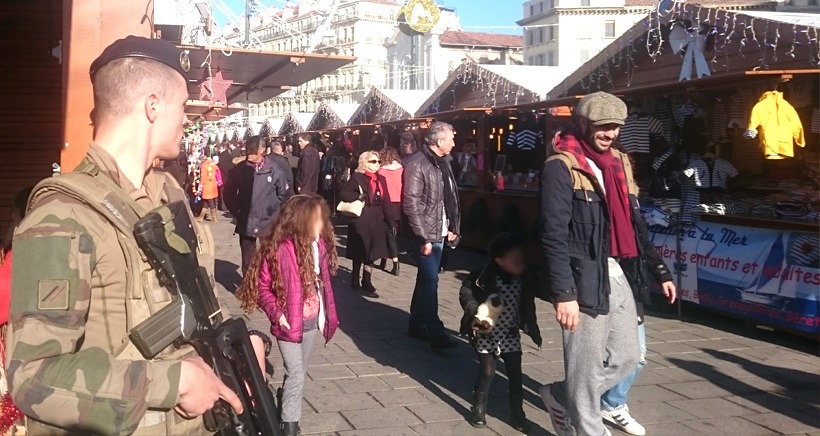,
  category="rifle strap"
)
[29,157,148,236]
